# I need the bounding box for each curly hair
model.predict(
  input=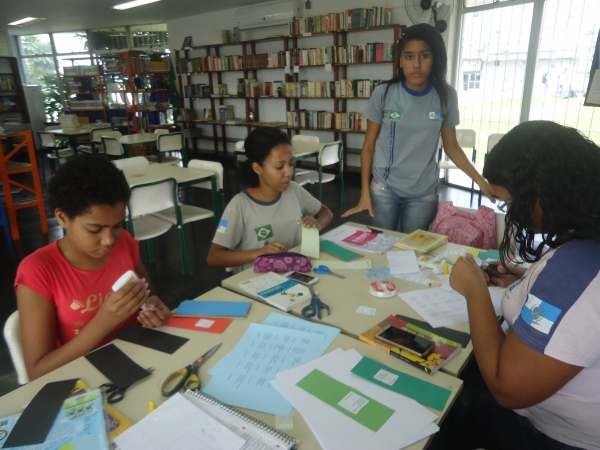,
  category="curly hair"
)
[240,127,291,188]
[483,120,600,263]
[384,23,449,109]
[48,154,131,219]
